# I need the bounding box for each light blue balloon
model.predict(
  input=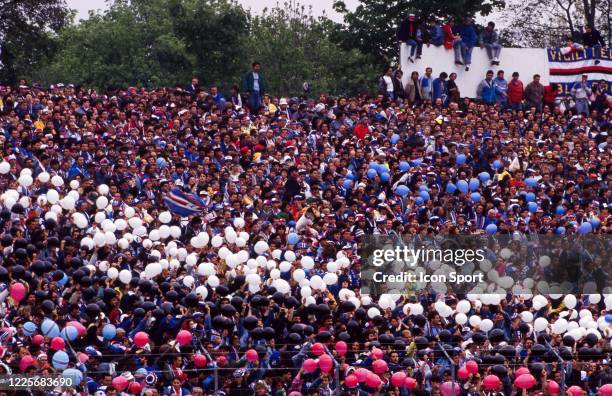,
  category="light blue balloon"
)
[525,178,538,188]
[419,191,430,201]
[58,273,68,286]
[395,185,409,197]
[526,192,536,202]
[479,172,490,182]
[457,180,469,194]
[41,319,60,338]
[419,185,429,192]
[345,172,356,181]
[485,224,497,234]
[368,162,379,170]
[456,154,466,165]
[471,192,481,202]
[62,368,83,387]
[469,178,480,191]
[342,179,352,189]
[287,233,299,245]
[579,222,592,234]
[52,350,69,369]
[555,206,565,215]
[399,161,410,171]
[367,169,377,179]
[23,322,37,337]
[102,324,117,340]
[589,217,601,228]
[415,197,424,205]
[528,202,538,213]
[493,160,503,170]
[555,226,566,235]
[61,326,78,342]
[380,172,390,183]
[446,183,457,193]
[391,134,400,144]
